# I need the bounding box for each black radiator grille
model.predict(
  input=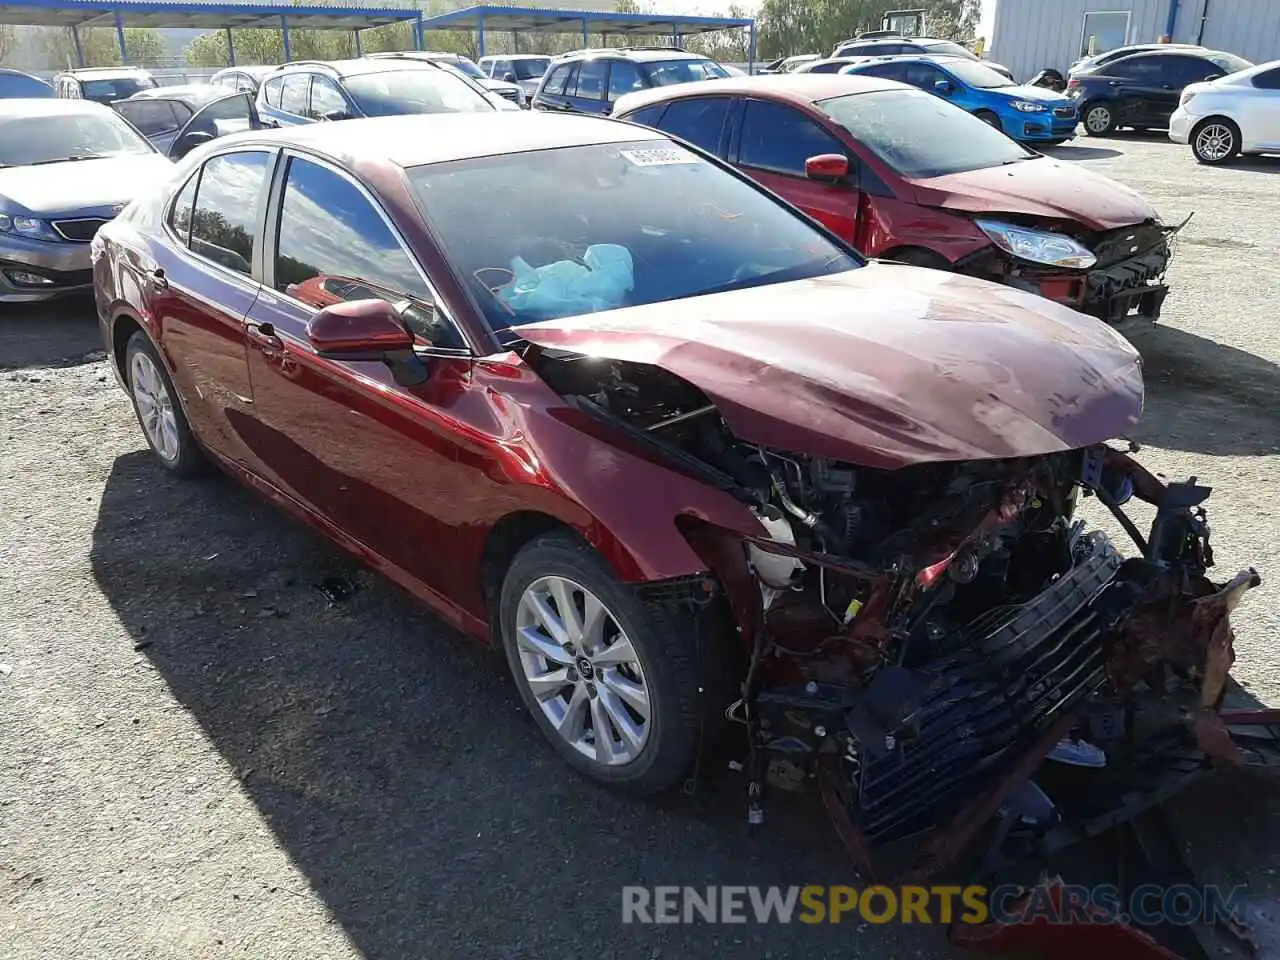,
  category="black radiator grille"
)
[51,217,110,243]
[851,536,1121,841]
